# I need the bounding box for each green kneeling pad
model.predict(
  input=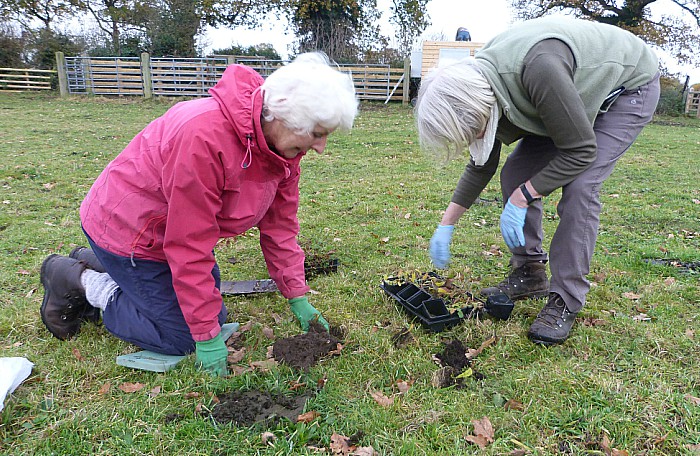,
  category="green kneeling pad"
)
[116,322,239,373]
